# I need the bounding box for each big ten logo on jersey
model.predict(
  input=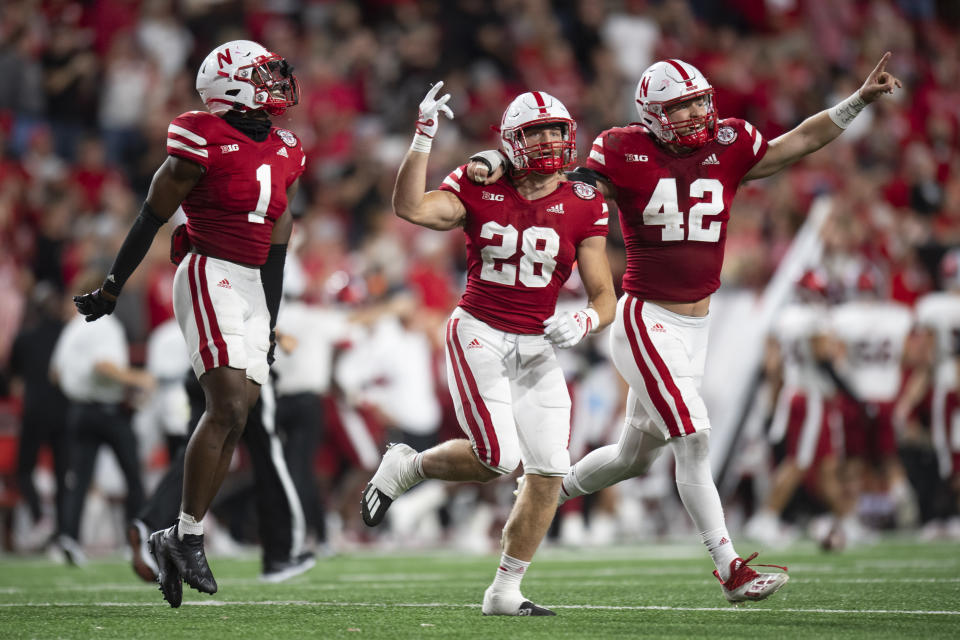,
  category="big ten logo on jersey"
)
[479,221,558,289]
[482,191,505,202]
[643,178,724,243]
[625,153,648,162]
[221,144,239,154]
